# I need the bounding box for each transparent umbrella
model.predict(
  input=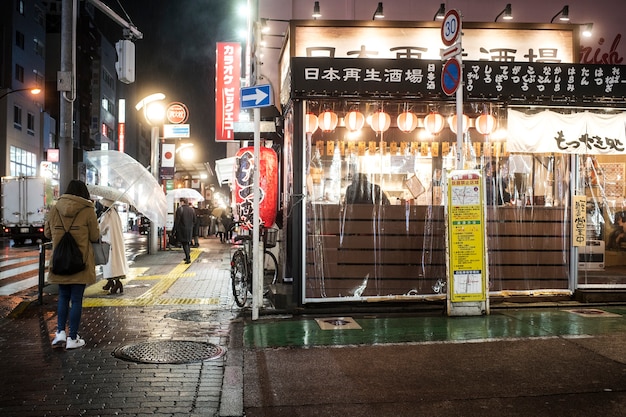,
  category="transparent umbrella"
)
[87,184,135,206]
[166,188,204,203]
[85,150,167,226]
